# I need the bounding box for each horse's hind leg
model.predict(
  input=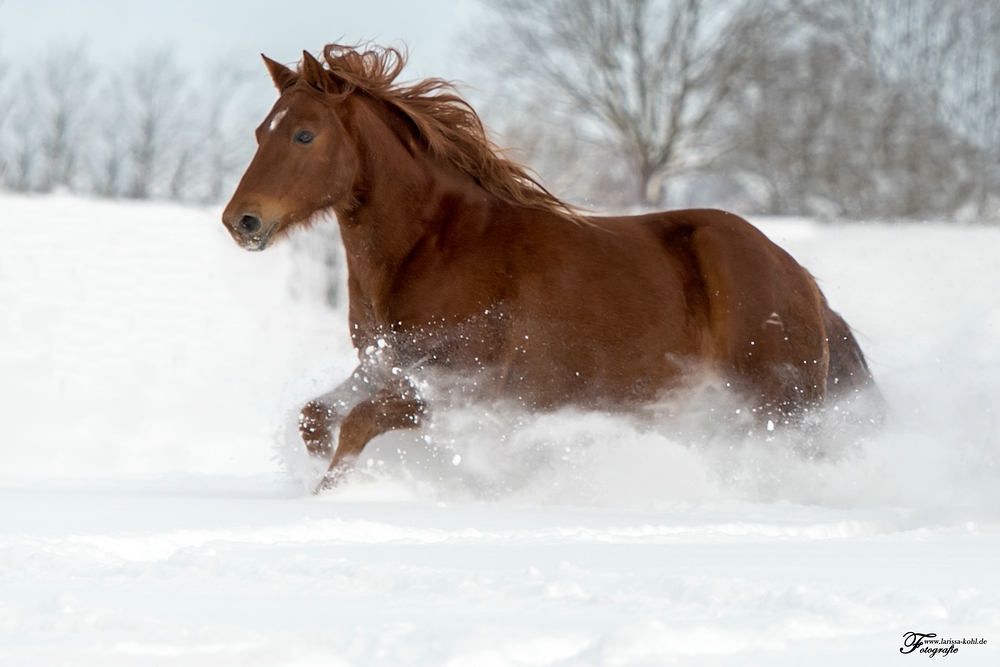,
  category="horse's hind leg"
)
[299,365,375,458]
[823,306,885,424]
[690,223,829,417]
[823,307,876,398]
[317,387,425,492]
